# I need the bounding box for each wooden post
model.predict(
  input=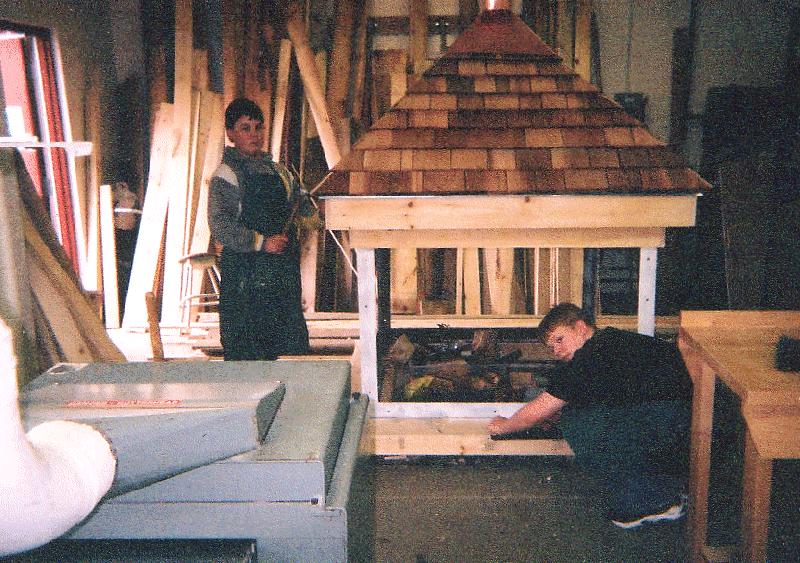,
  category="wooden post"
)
[99,184,119,328]
[574,0,592,81]
[285,4,342,169]
[637,247,657,335]
[356,248,378,411]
